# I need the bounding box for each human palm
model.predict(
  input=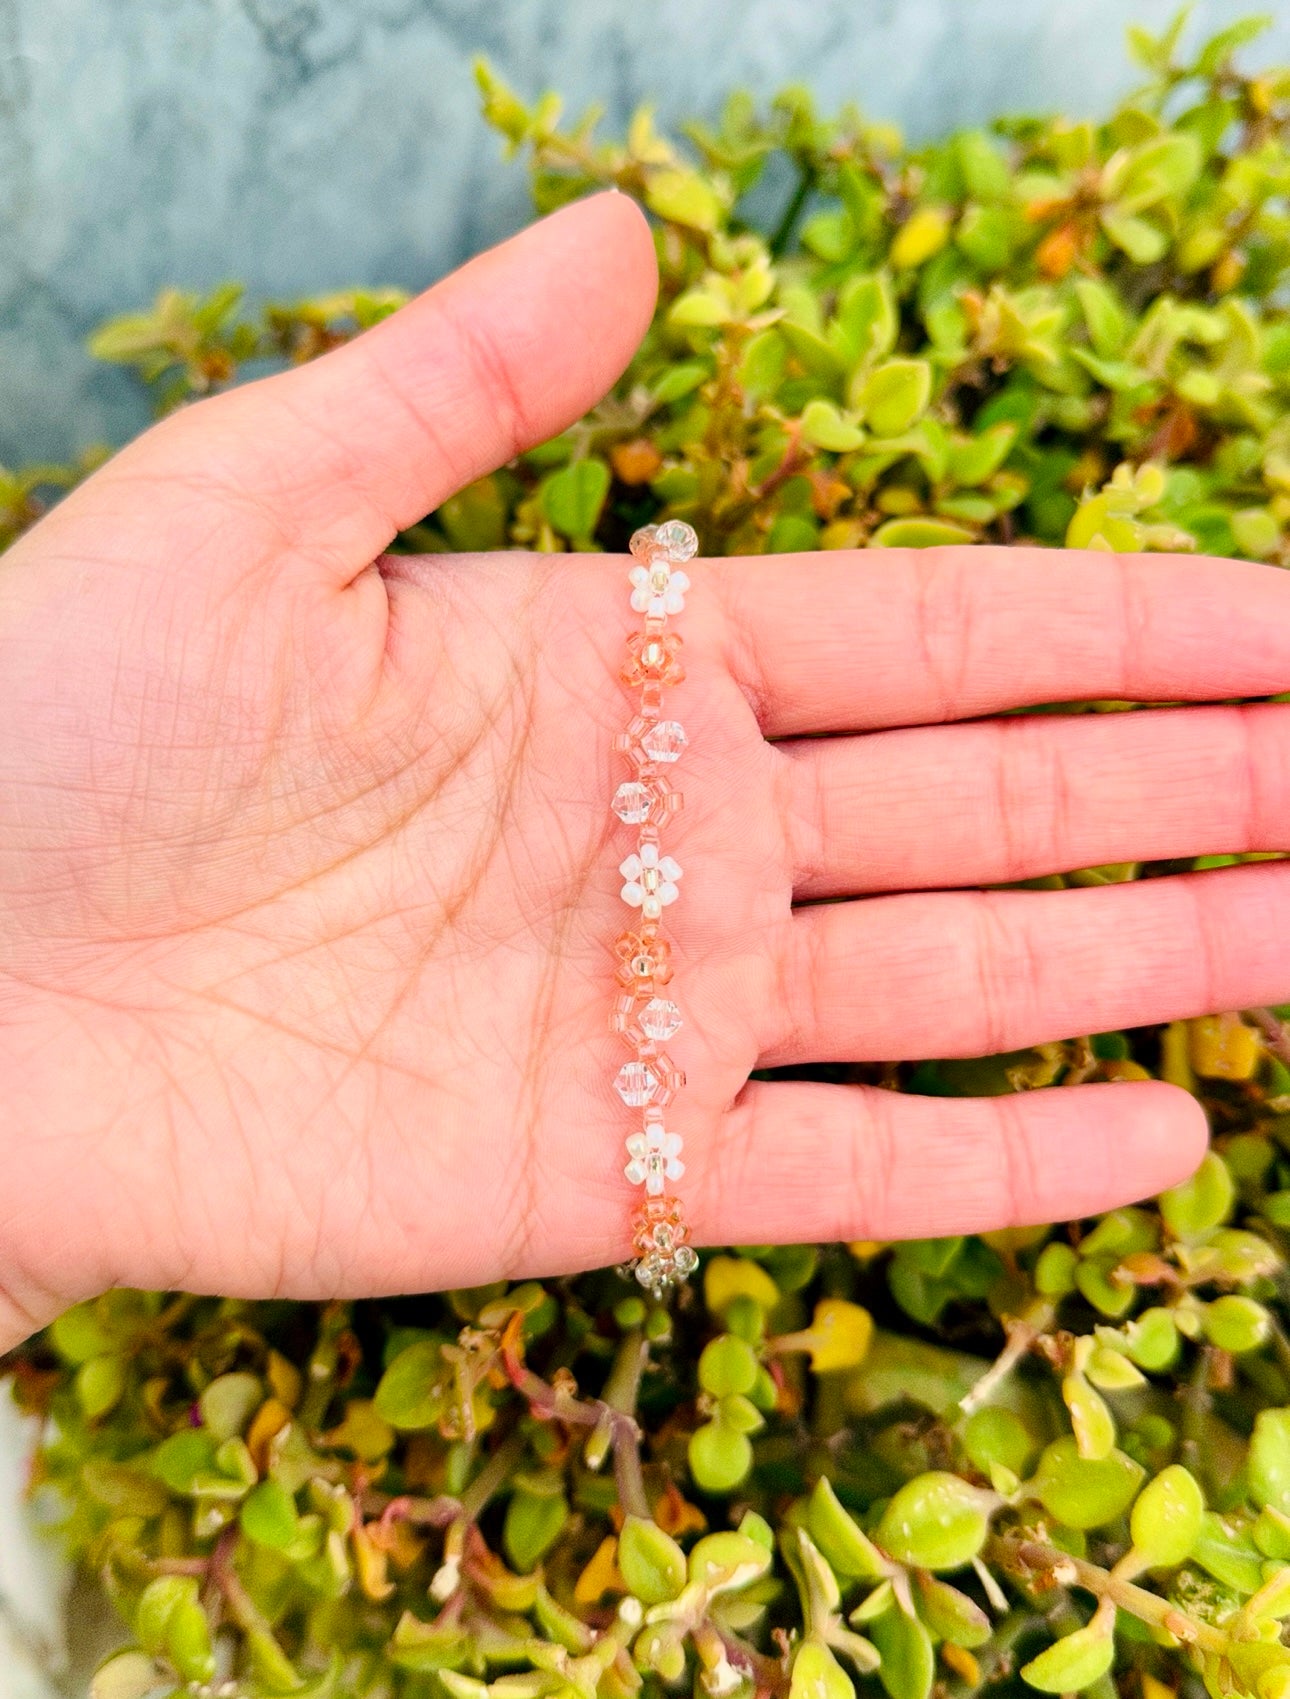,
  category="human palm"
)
[4,189,1290,1348]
